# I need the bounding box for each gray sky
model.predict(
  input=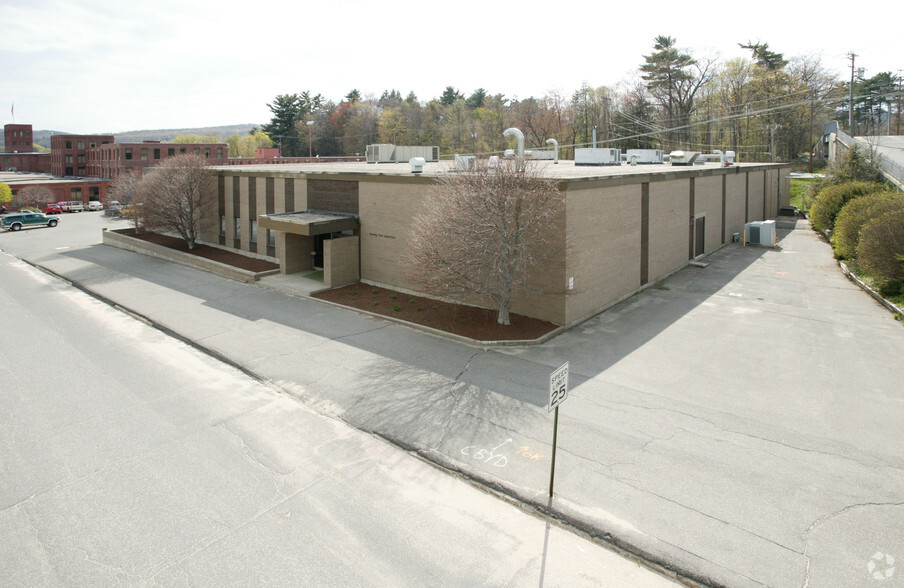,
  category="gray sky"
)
[2,0,898,135]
